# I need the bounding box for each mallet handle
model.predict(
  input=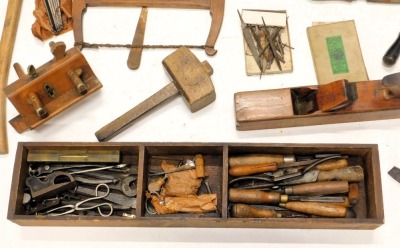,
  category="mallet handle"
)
[0,0,23,154]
